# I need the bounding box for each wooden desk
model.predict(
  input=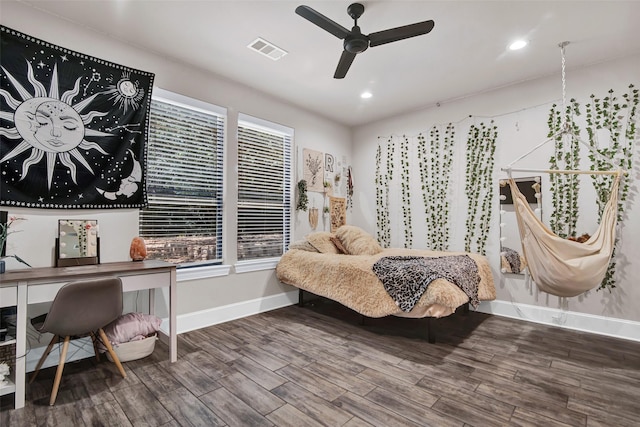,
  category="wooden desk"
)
[0,260,177,409]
